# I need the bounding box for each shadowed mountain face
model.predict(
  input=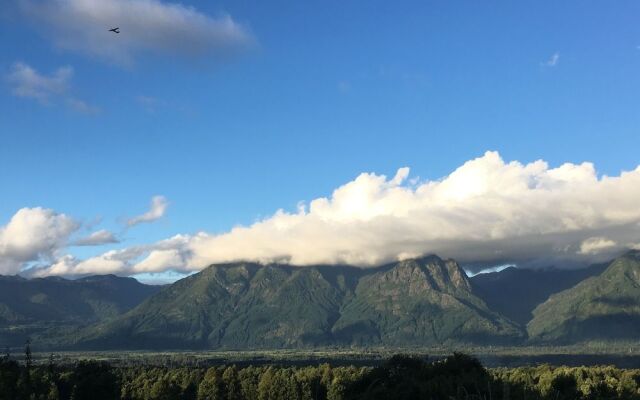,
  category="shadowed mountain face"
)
[0,275,162,347]
[68,256,523,350]
[470,263,608,325]
[527,251,640,344]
